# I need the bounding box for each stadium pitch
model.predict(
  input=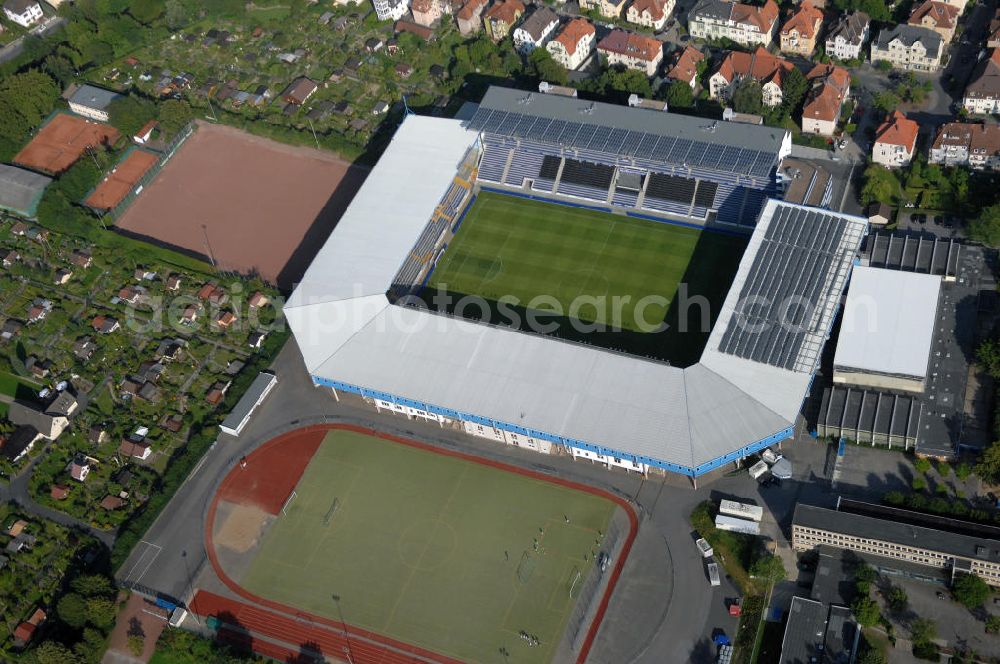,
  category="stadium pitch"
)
[426,191,746,365]
[235,429,619,664]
